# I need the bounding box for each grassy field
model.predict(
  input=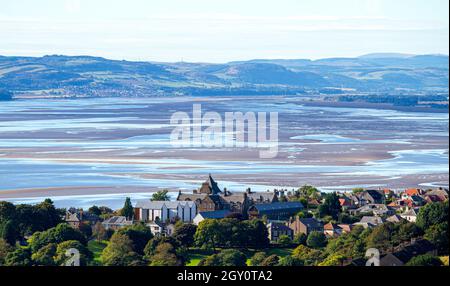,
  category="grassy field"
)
[186,247,295,266]
[88,240,107,264]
